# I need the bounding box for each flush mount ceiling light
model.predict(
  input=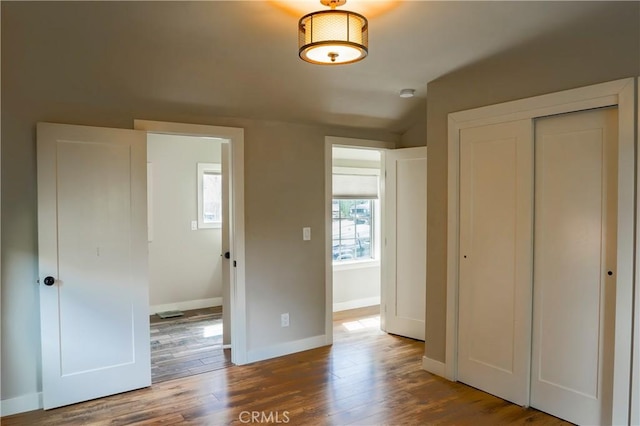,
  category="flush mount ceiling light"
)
[399,89,415,98]
[298,0,368,65]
